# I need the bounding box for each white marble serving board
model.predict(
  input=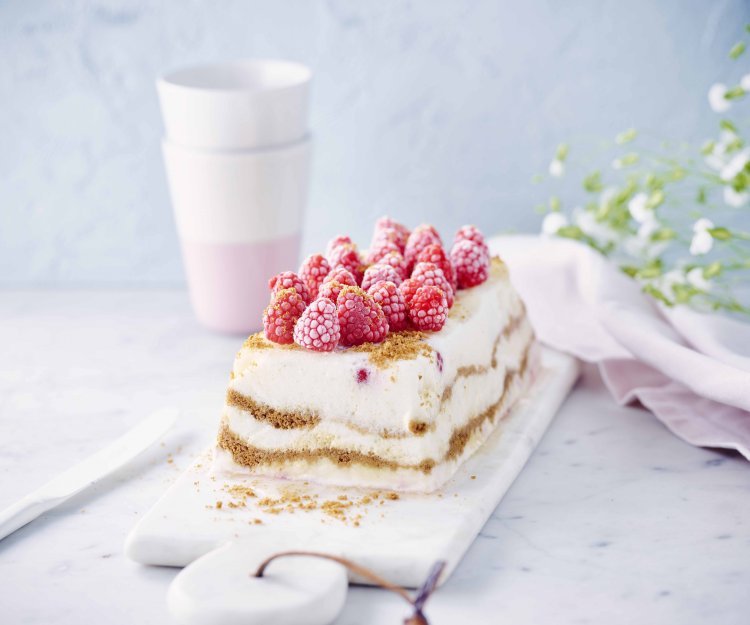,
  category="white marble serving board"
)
[125,347,578,588]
